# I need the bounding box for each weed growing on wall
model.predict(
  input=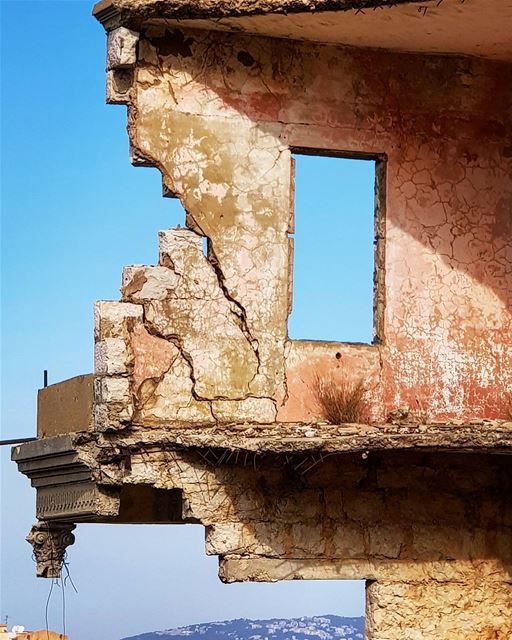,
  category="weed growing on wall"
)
[313,372,370,424]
